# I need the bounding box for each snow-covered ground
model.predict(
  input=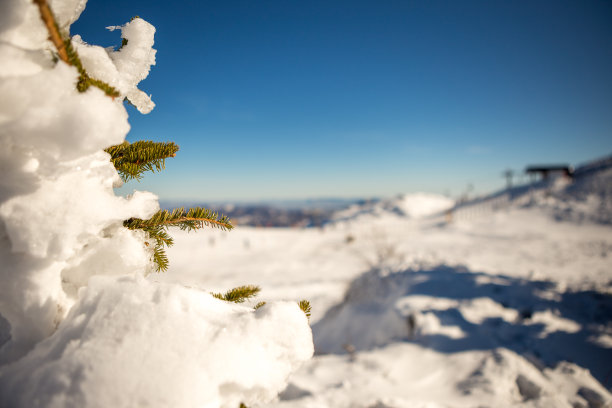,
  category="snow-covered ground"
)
[157,169,612,408]
[2,0,611,406]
